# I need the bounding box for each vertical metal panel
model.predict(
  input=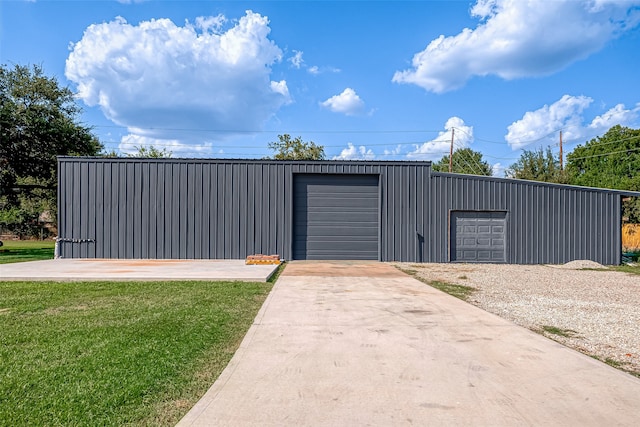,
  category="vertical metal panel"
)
[430,173,623,265]
[58,158,432,262]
